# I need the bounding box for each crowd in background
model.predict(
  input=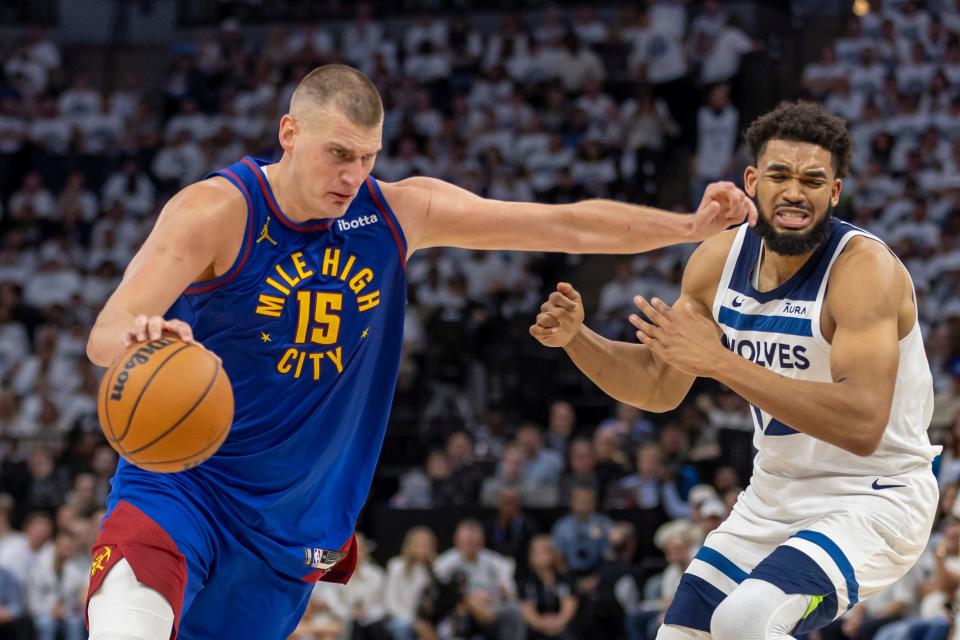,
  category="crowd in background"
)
[0,0,958,639]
